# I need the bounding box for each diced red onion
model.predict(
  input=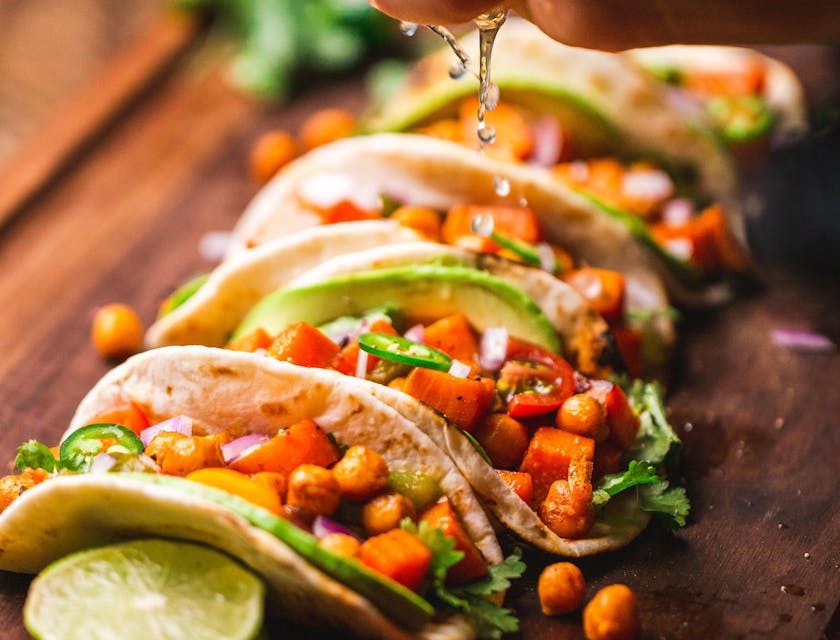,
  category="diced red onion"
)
[621,168,674,202]
[355,349,369,378]
[528,116,563,167]
[661,198,695,227]
[198,231,232,261]
[403,324,425,344]
[297,172,382,212]
[662,237,694,261]
[771,328,836,353]
[480,327,509,371]
[448,359,472,378]
[312,515,362,541]
[536,243,556,273]
[222,434,270,465]
[140,415,193,447]
[90,453,117,474]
